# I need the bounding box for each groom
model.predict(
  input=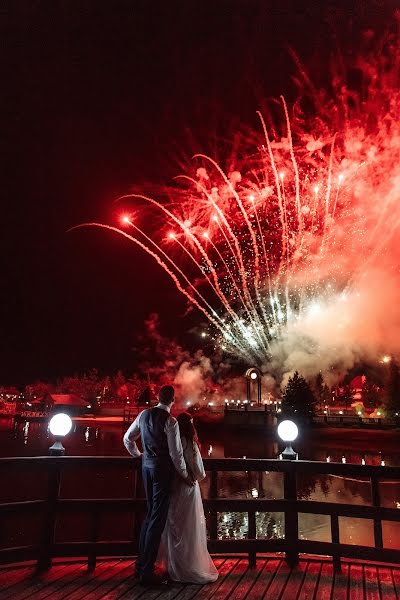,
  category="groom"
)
[123,384,192,585]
